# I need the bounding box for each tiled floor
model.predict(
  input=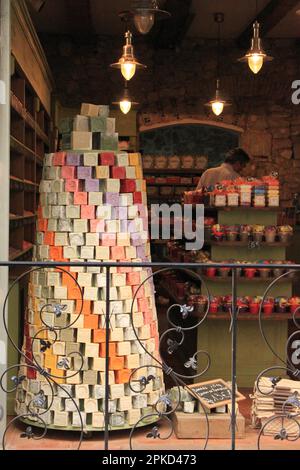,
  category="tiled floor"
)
[4,390,300,451]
